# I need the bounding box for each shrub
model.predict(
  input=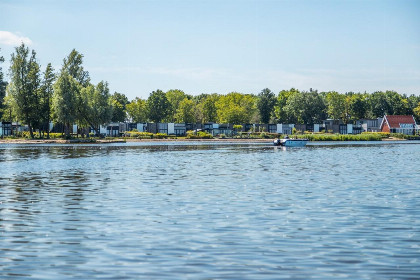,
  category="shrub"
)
[187,131,213,139]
